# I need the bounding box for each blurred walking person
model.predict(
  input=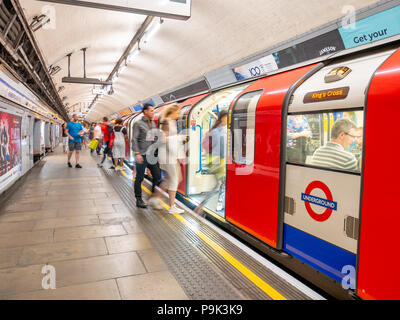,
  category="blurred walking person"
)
[98,117,115,168]
[112,118,128,171]
[194,110,228,214]
[62,122,68,153]
[157,104,187,214]
[93,122,102,155]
